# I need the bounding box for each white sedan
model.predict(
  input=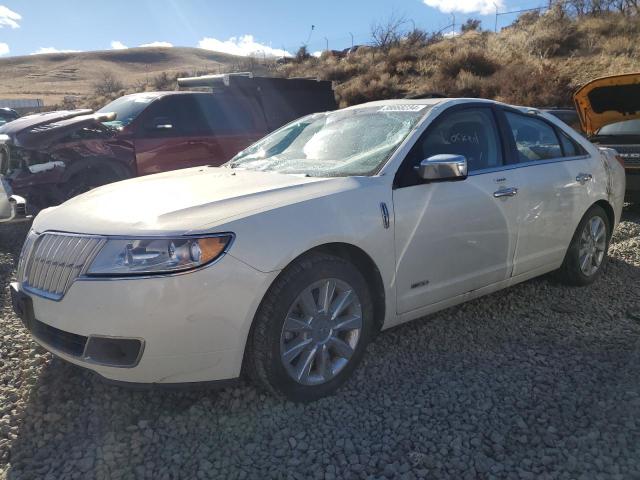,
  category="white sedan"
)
[10,99,625,401]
